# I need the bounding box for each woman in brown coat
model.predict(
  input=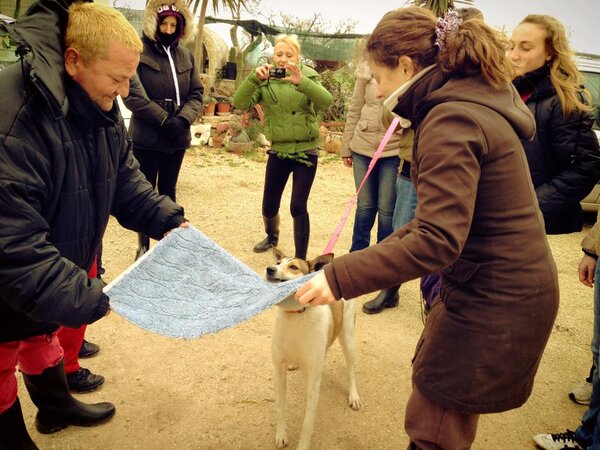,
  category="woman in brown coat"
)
[296,7,559,449]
